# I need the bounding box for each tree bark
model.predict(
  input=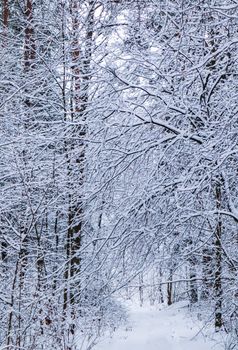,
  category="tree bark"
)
[63,2,94,337]
[2,0,9,28]
[214,180,223,330]
[167,269,173,306]
[24,0,35,71]
[189,263,198,304]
